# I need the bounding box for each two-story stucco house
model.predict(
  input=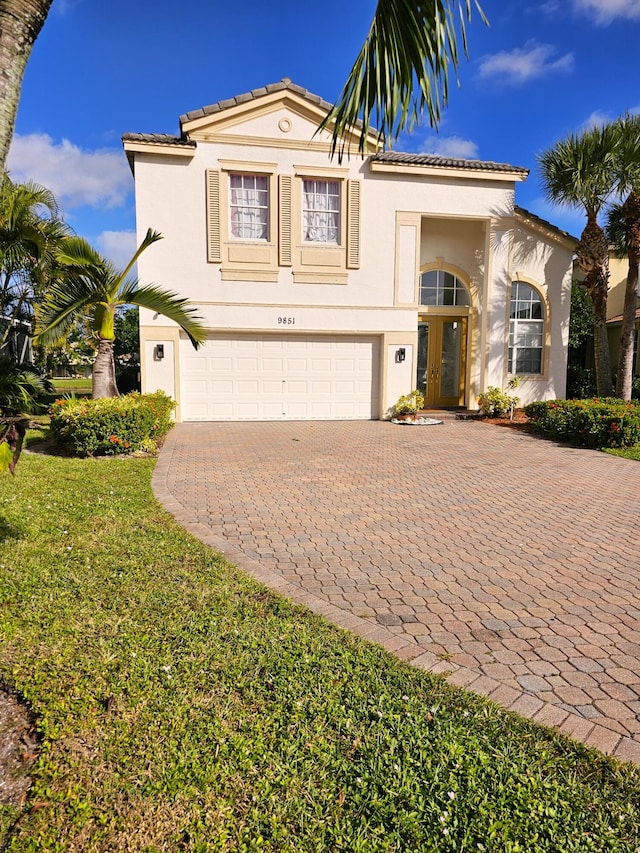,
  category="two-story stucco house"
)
[122,79,575,422]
